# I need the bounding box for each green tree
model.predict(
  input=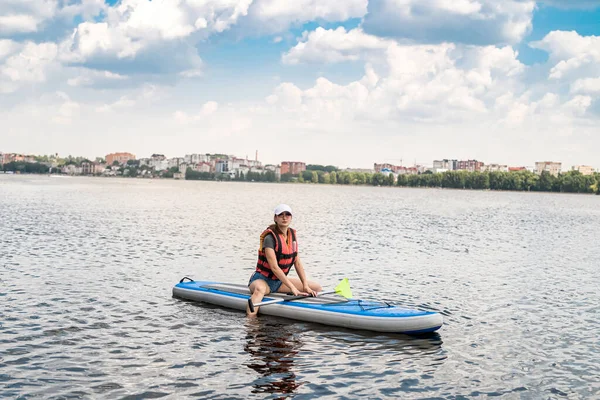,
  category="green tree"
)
[428,173,443,187]
[329,171,337,184]
[536,171,556,192]
[280,173,293,182]
[372,172,386,186]
[298,173,304,183]
[353,172,366,185]
[311,171,319,183]
[385,173,395,186]
[397,174,408,187]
